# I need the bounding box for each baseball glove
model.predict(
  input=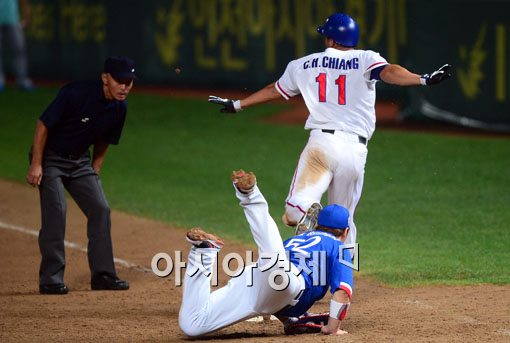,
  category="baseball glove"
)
[283,312,329,335]
[231,169,256,193]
